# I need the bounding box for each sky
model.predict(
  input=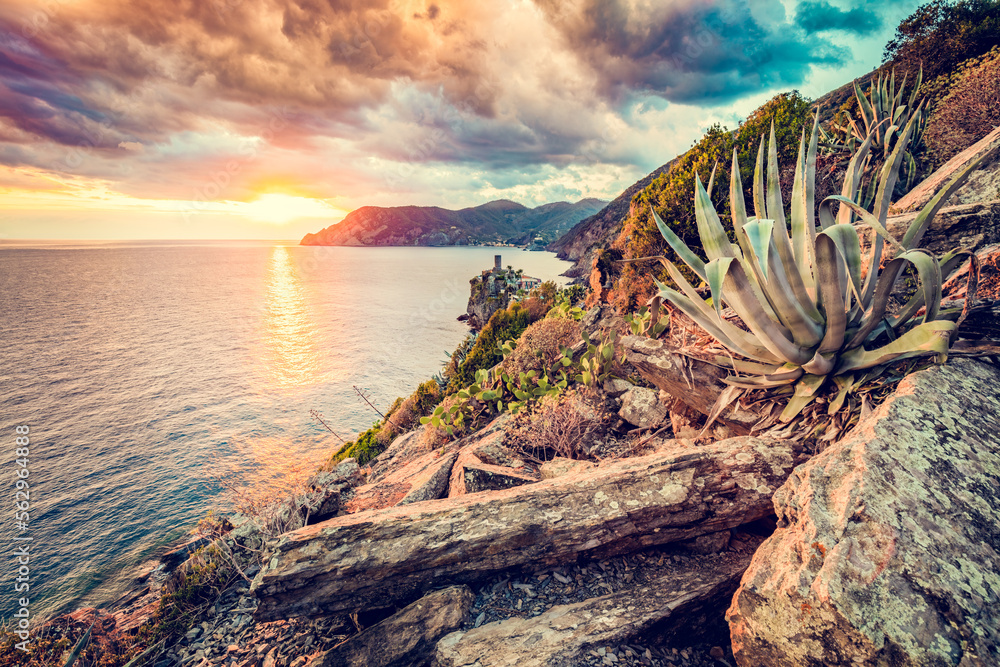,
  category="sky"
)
[0,0,923,240]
